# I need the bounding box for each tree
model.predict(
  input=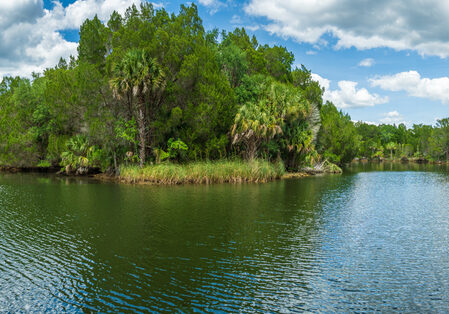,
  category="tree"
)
[432,118,449,160]
[259,45,294,82]
[318,102,360,164]
[217,43,248,88]
[411,124,433,157]
[385,142,397,159]
[110,49,165,166]
[232,79,312,164]
[231,101,282,160]
[78,15,109,70]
